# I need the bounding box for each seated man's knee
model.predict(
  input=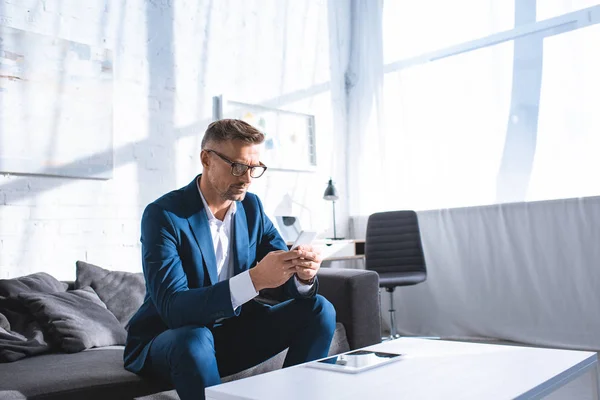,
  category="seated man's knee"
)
[311,295,337,331]
[170,327,217,375]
